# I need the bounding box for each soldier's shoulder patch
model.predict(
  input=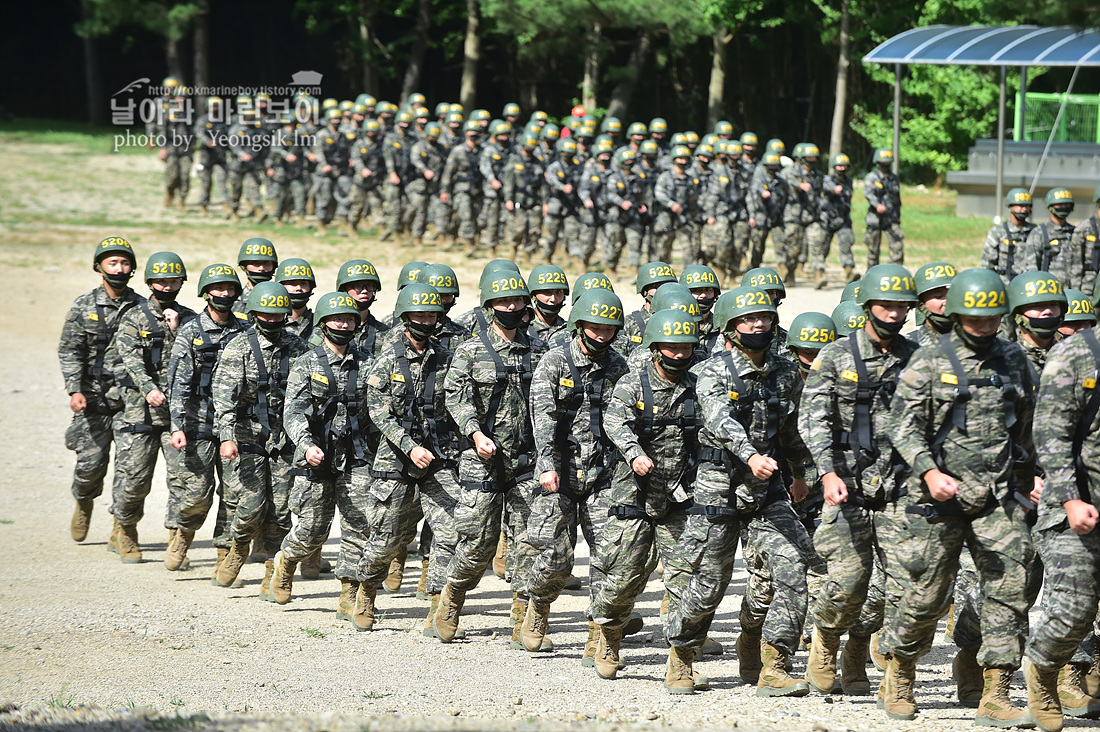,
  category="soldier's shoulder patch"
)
[841,369,859,382]
[636,400,658,413]
[616,182,624,189]
[560,377,574,388]
[515,163,525,170]
[360,147,368,154]
[311,372,329,385]
[234,312,249,320]
[809,358,823,372]
[193,337,205,345]
[140,330,152,338]
[557,171,565,177]
[1086,377,1097,390]
[719,176,729,183]
[392,372,405,382]
[1088,235,1098,242]
[325,137,334,144]
[940,372,958,385]
[87,311,99,321]
[591,175,600,182]
[366,374,382,388]
[492,154,501,160]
